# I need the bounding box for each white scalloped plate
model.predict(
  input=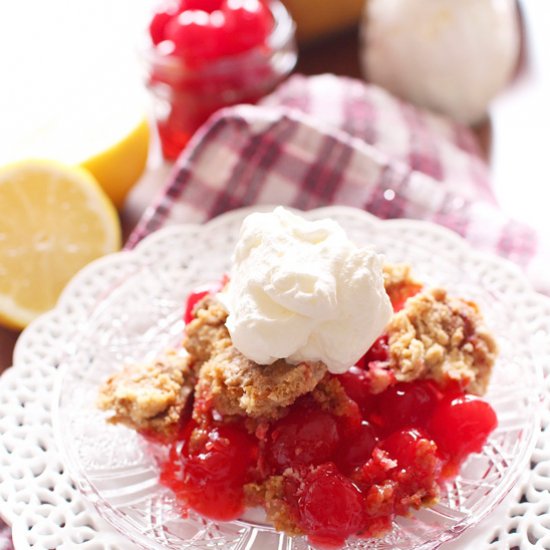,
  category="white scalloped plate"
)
[1,206,550,550]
